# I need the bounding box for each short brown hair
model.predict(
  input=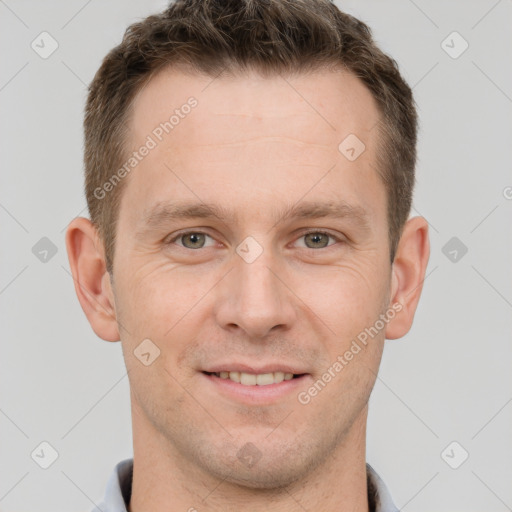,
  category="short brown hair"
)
[84,0,417,274]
